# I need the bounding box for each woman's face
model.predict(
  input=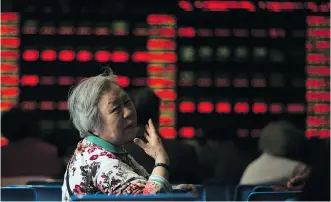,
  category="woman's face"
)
[97,84,137,145]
